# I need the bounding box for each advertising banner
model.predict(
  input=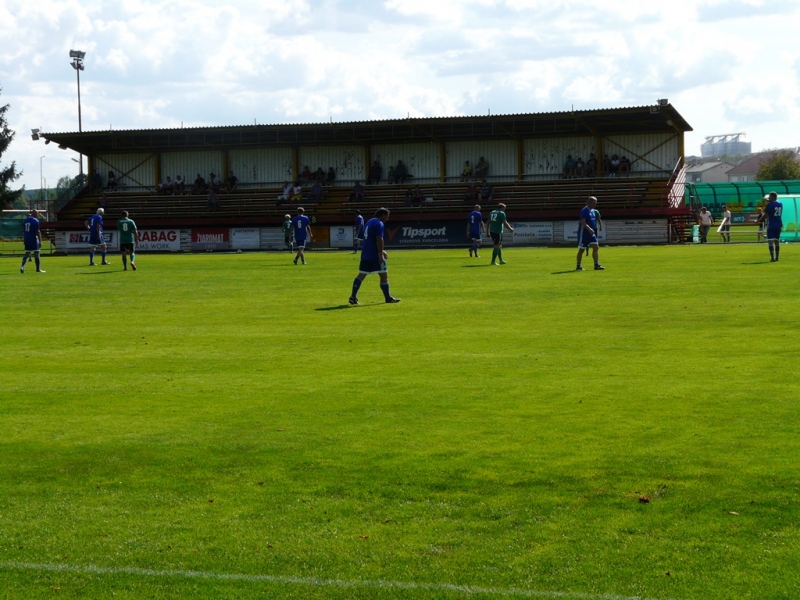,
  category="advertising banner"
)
[510,222,553,244]
[136,229,181,251]
[66,231,118,250]
[192,229,230,251]
[383,221,462,247]
[330,225,354,248]
[563,221,608,243]
[231,228,260,250]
